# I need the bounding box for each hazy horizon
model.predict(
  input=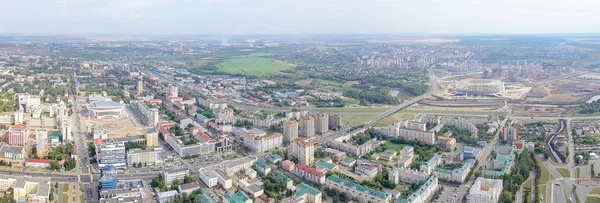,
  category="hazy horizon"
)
[1,0,599,35]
